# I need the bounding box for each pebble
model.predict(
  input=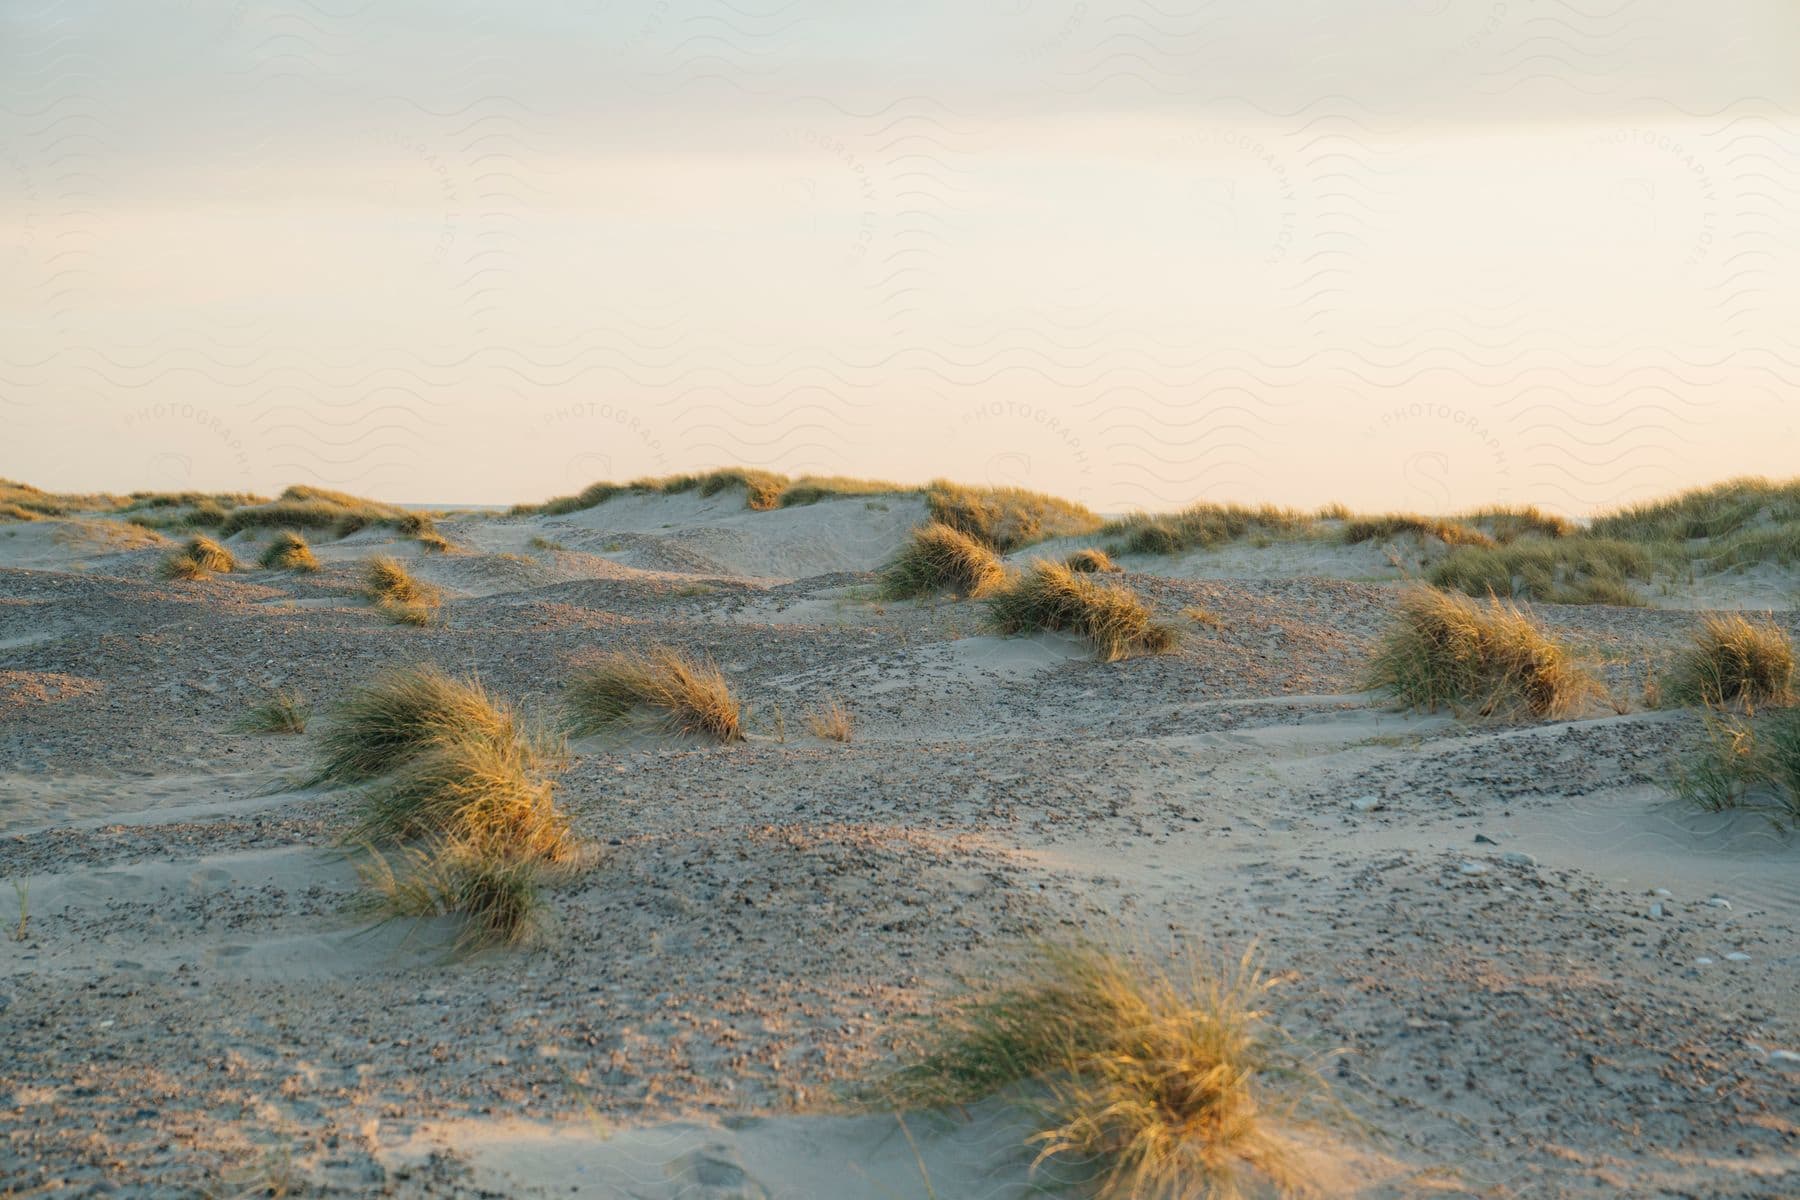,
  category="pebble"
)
[1653,888,1672,897]
[1707,897,1732,909]
[1349,796,1382,812]
[1458,862,1488,876]
[1649,902,1665,918]
[1769,1050,1800,1072]
[1695,957,1715,966]
[1473,833,1498,845]
[1500,851,1537,868]
[1726,952,1751,962]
